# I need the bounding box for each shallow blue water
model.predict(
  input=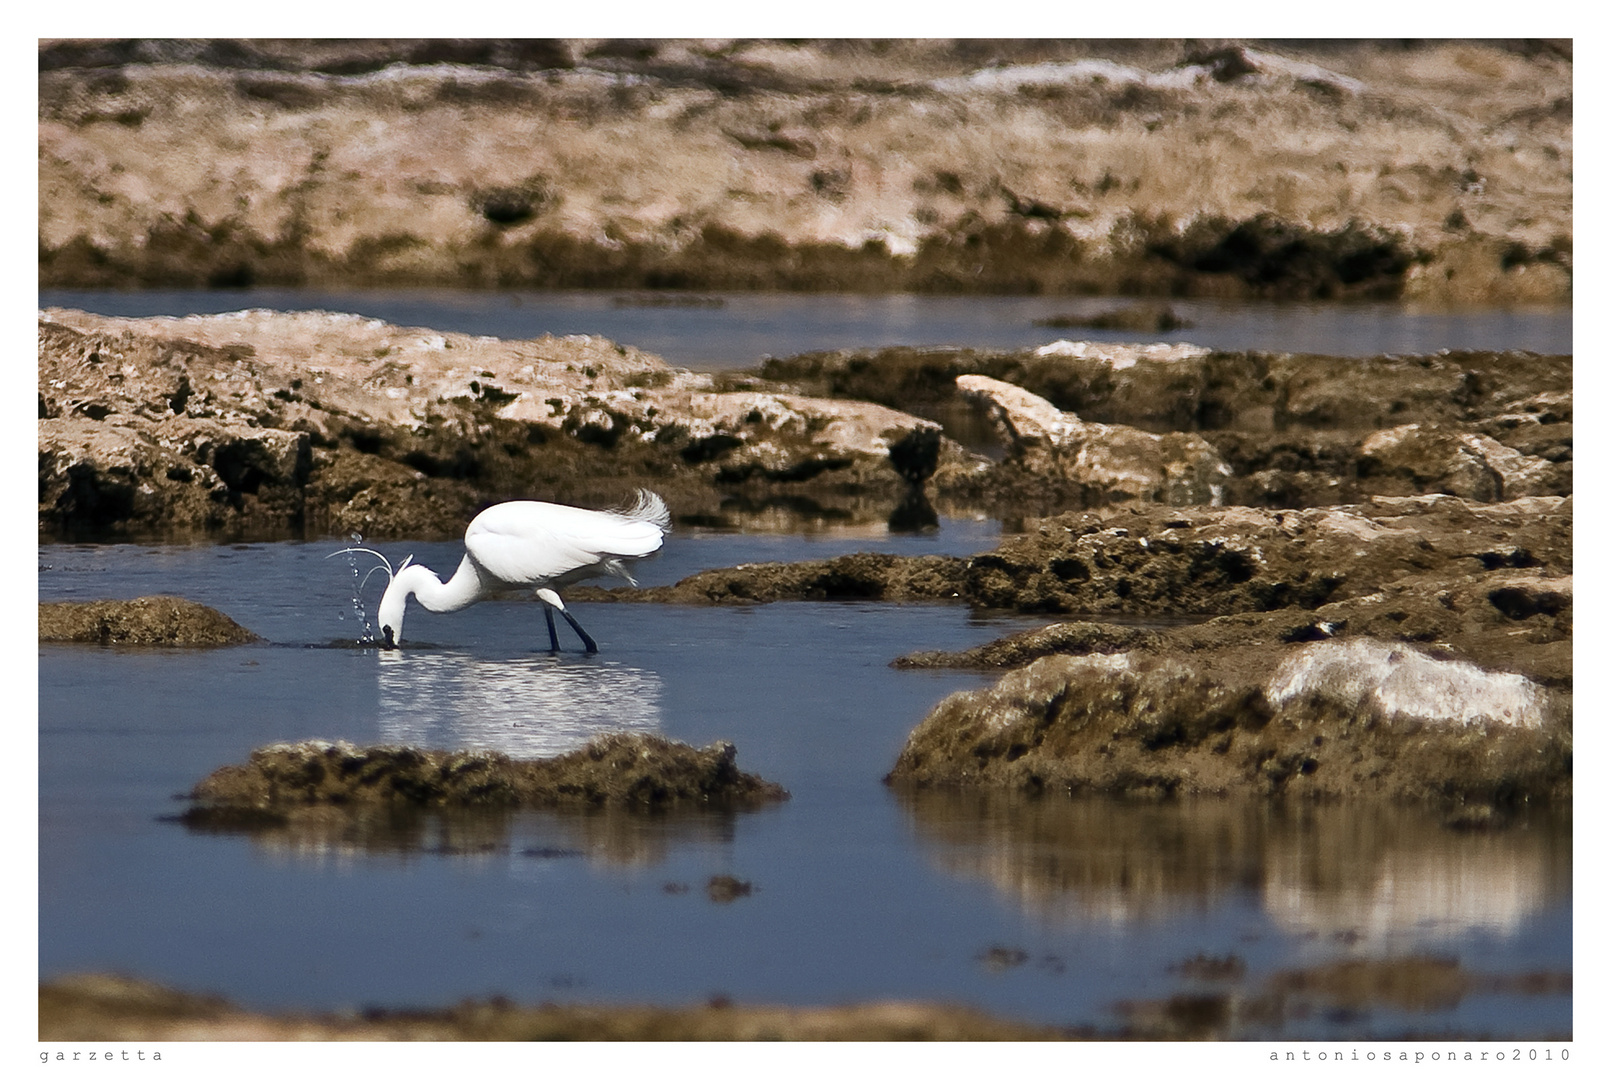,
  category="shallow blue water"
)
[37,287,1572,369]
[38,523,1571,1037]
